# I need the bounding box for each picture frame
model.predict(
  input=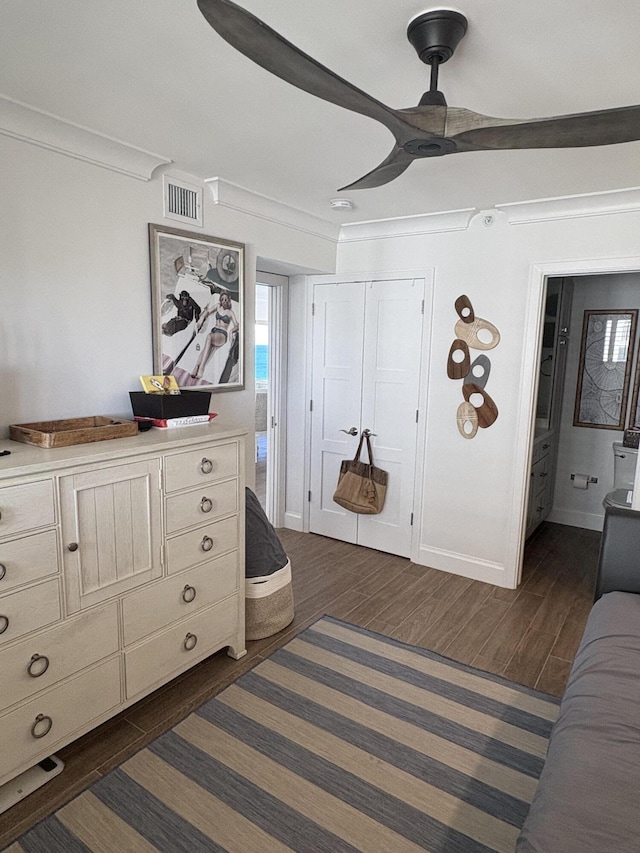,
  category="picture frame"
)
[149,223,245,391]
[573,309,638,429]
[628,348,640,430]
